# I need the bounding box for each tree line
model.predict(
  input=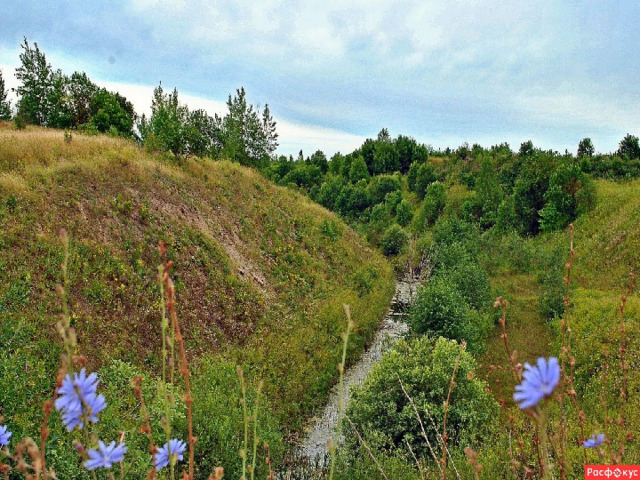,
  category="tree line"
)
[0,37,278,166]
[3,37,640,244]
